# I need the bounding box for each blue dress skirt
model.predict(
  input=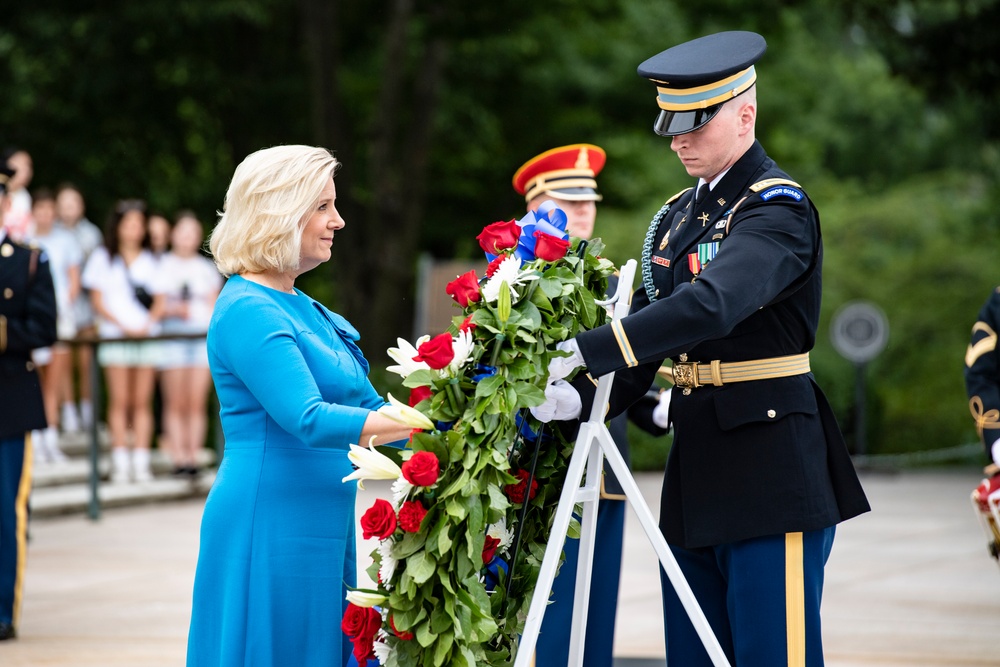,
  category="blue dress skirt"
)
[187,276,388,667]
